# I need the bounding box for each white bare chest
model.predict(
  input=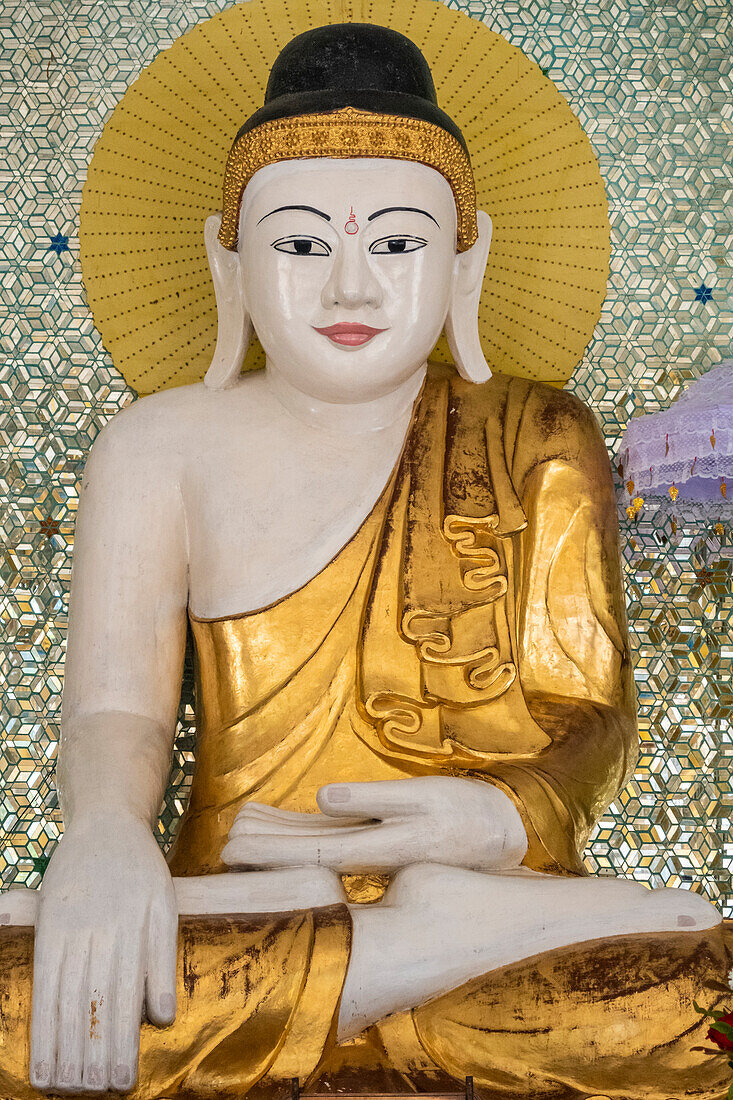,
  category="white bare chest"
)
[181,383,409,618]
